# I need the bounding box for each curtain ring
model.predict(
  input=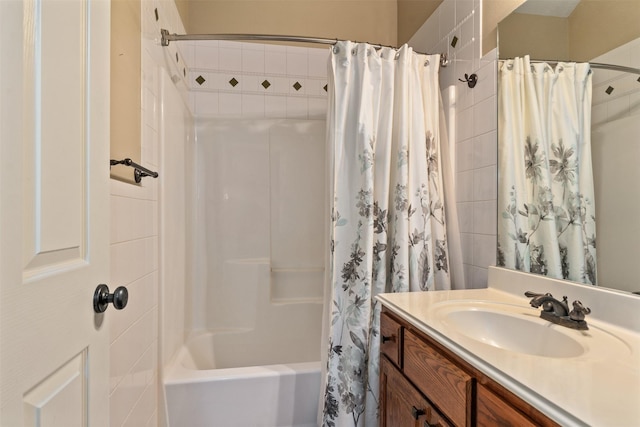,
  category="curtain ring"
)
[394,52,400,60]
[332,45,339,54]
[424,59,430,67]
[351,48,357,56]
